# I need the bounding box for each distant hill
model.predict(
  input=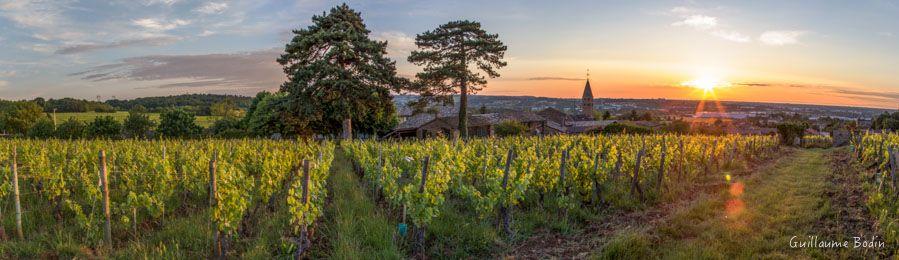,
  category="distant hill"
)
[105,94,252,115]
[392,94,892,120]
